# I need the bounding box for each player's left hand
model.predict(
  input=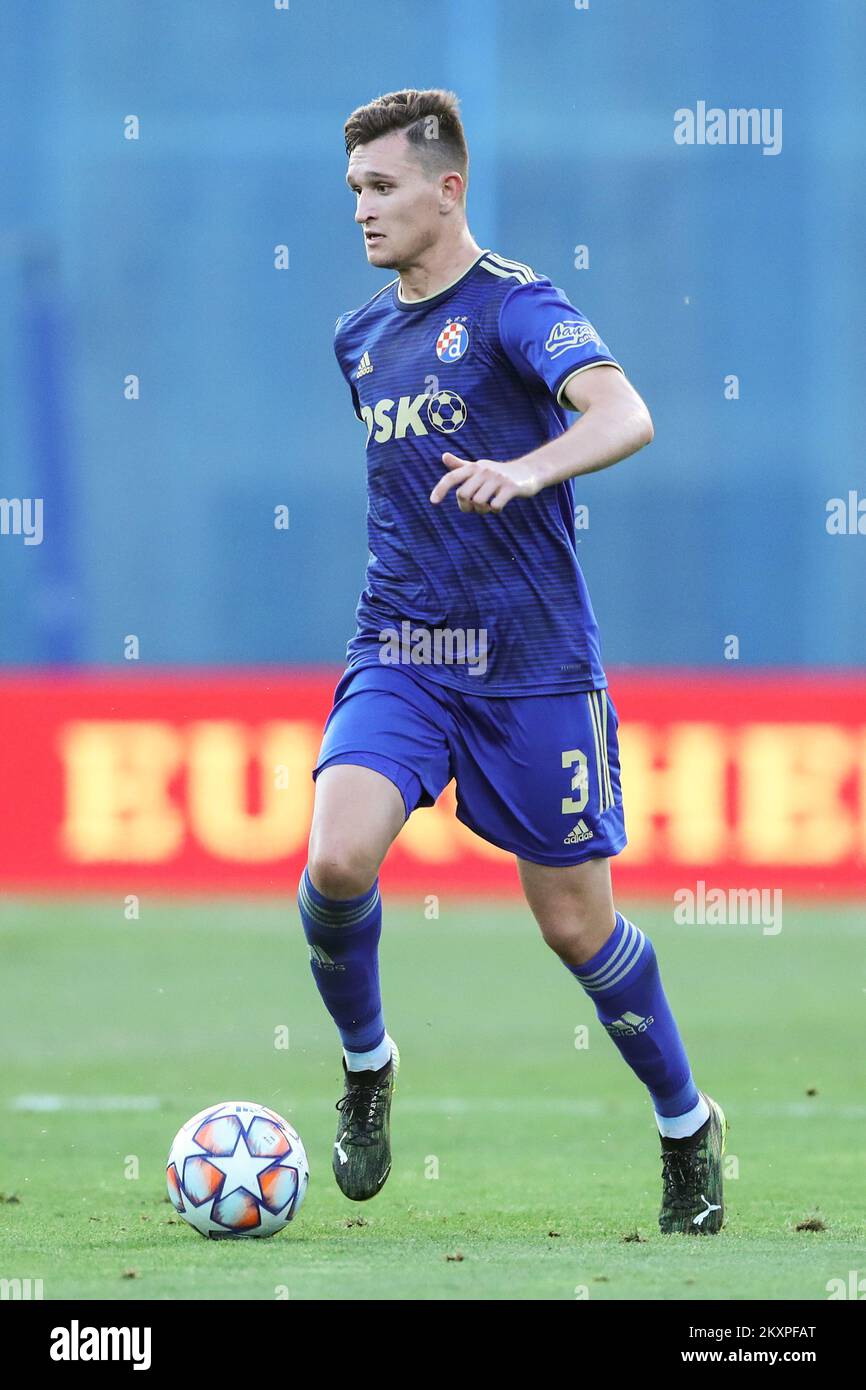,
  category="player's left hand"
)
[429,452,540,515]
